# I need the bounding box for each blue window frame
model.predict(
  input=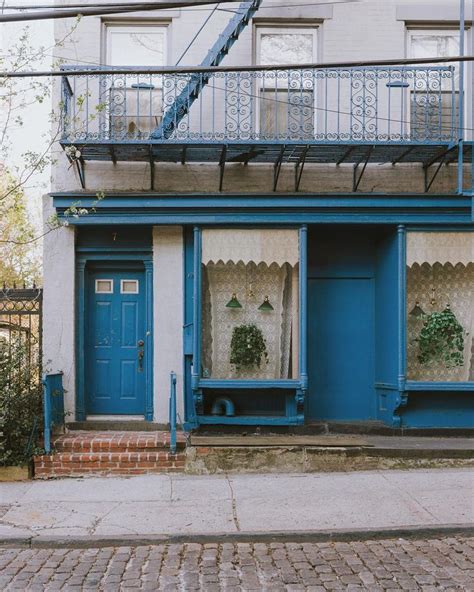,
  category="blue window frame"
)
[188,225,307,426]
